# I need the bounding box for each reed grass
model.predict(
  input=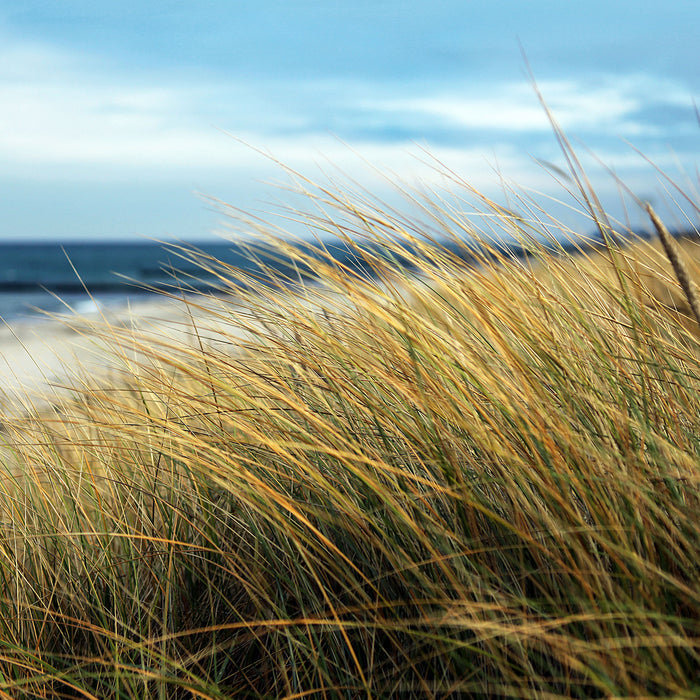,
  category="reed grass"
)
[0,143,699,698]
